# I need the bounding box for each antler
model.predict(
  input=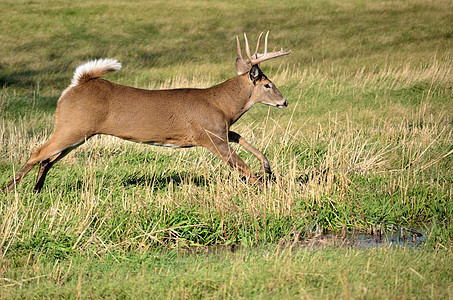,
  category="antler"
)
[236,31,291,66]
